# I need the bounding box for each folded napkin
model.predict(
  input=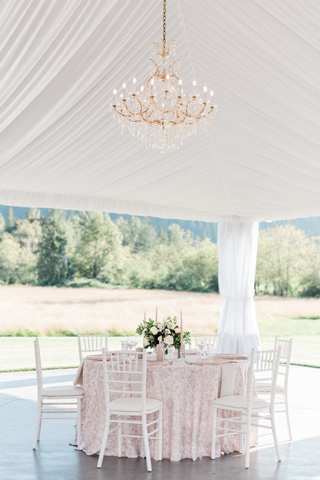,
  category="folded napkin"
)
[74,359,85,386]
[184,360,236,396]
[215,354,248,360]
[220,363,236,397]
